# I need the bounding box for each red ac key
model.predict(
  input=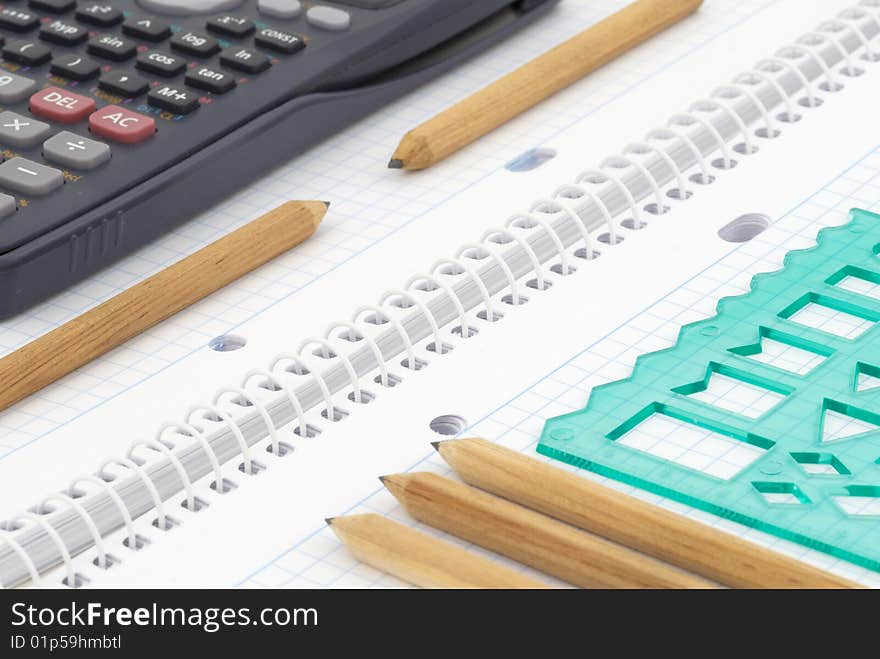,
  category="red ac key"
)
[88,105,156,144]
[30,87,97,124]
